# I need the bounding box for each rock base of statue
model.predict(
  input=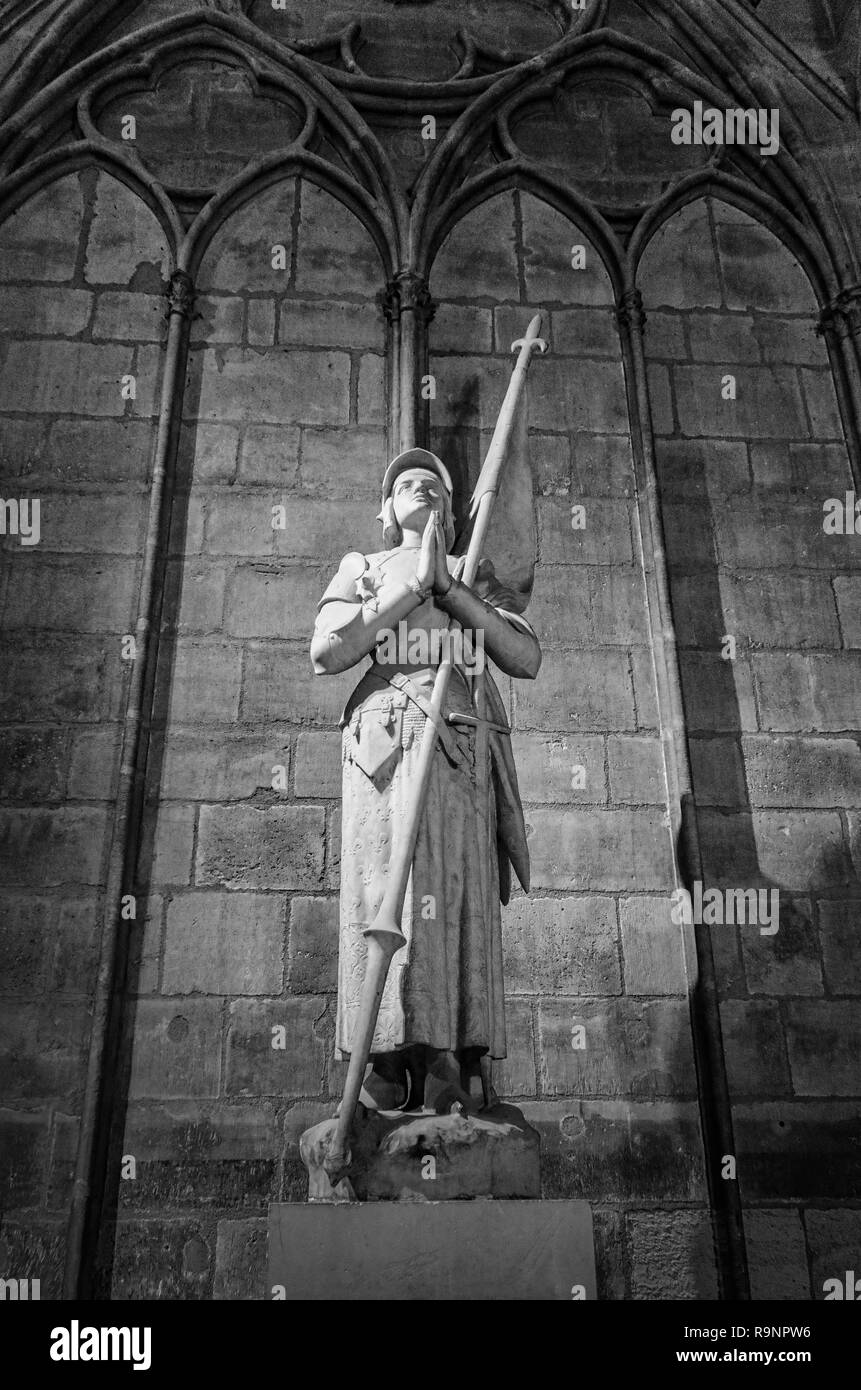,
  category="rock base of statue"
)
[300,1102,540,1203]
